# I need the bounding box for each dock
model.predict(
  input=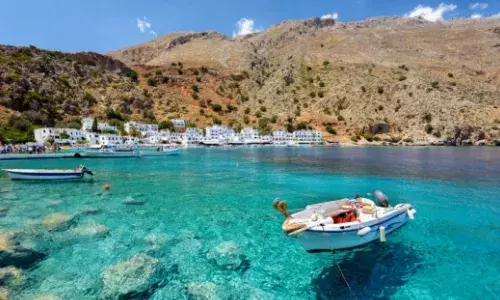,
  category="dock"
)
[0,153,86,160]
